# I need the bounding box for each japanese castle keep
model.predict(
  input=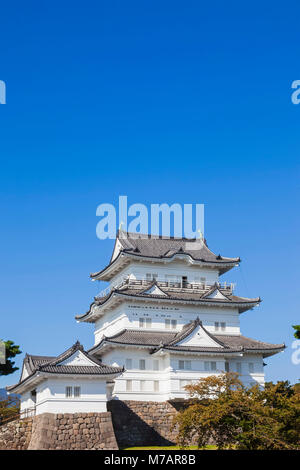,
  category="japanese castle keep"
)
[8,231,285,418]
